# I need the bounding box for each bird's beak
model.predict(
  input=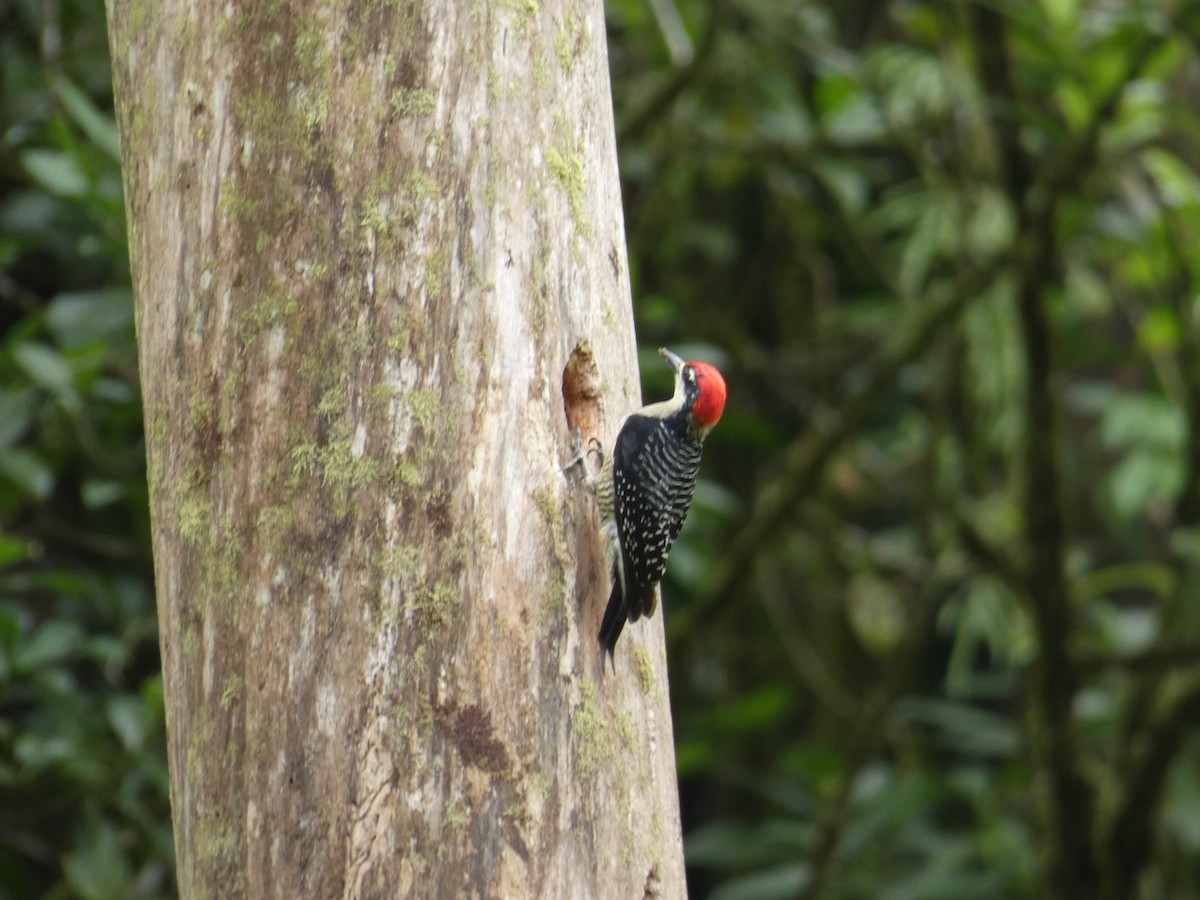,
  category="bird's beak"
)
[658,347,686,374]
